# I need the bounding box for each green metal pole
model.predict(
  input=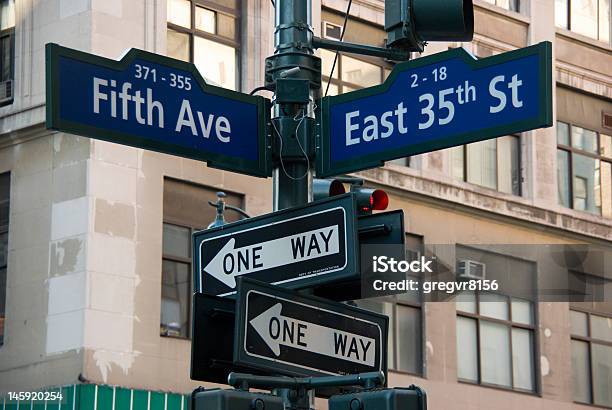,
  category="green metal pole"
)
[271,0,316,211]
